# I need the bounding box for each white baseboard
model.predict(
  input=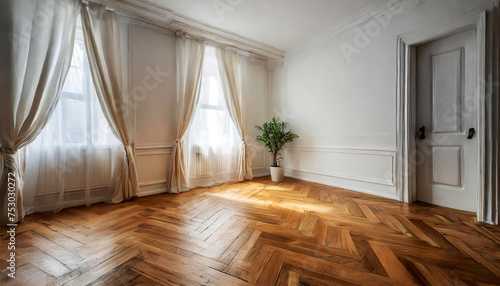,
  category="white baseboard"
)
[253,169,270,178]
[285,169,398,201]
[137,168,270,196]
[28,196,107,214]
[139,188,168,197]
